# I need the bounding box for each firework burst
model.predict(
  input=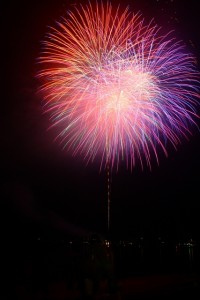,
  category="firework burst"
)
[37,1,199,170]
